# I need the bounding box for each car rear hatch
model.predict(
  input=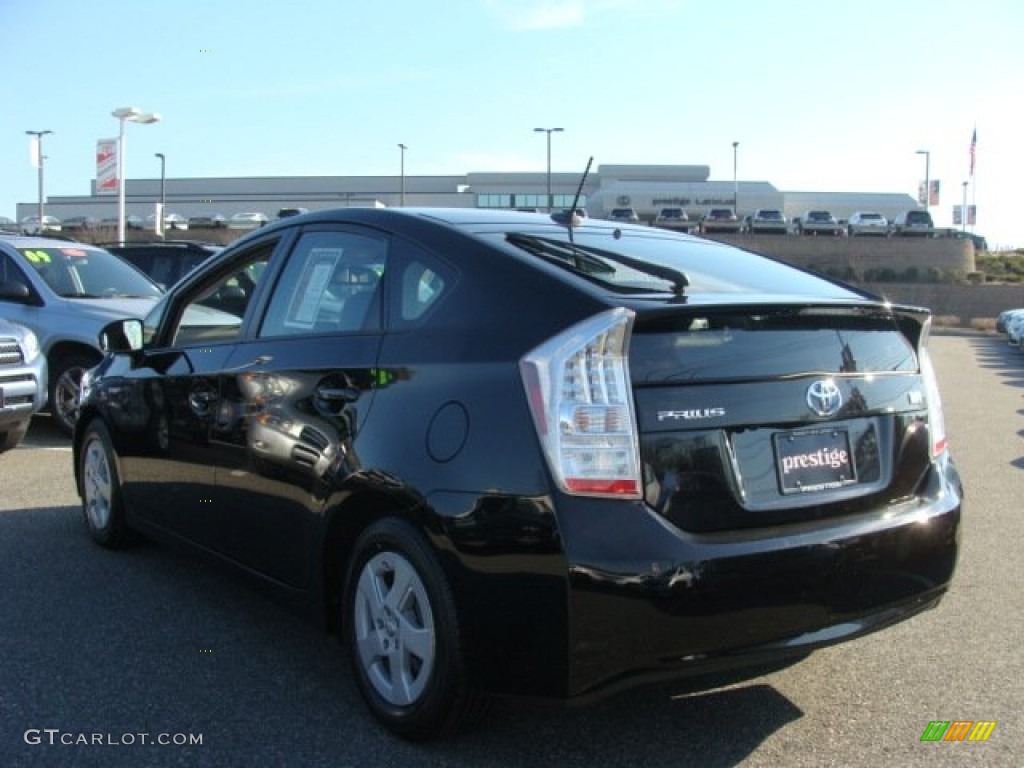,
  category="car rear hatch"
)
[628,301,939,532]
